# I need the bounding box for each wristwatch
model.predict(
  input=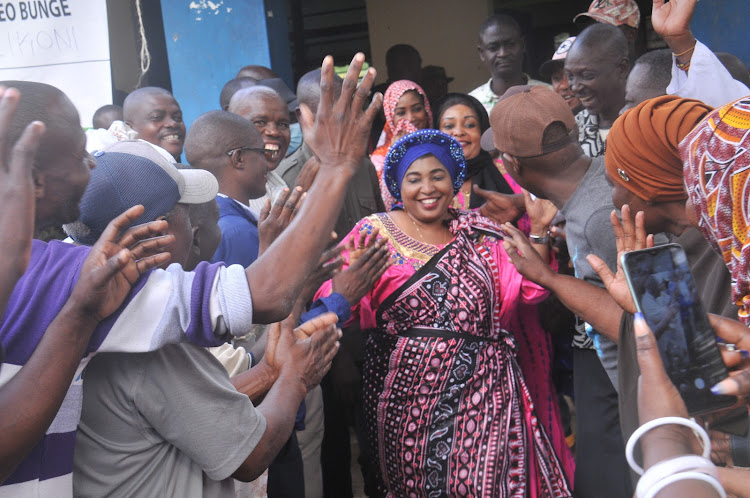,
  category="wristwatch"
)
[529,230,551,245]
